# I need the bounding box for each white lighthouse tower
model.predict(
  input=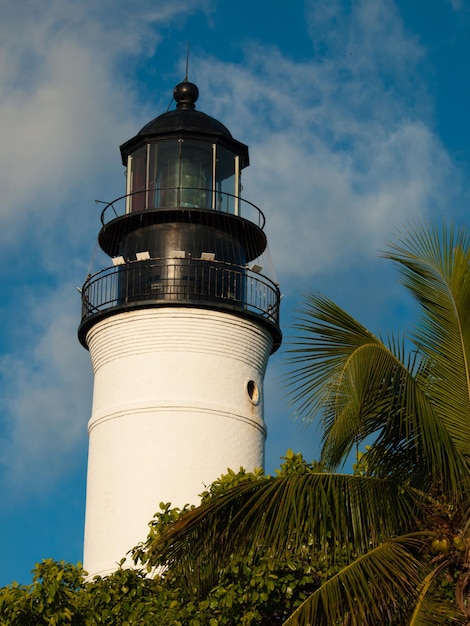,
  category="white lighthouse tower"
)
[78,80,282,578]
